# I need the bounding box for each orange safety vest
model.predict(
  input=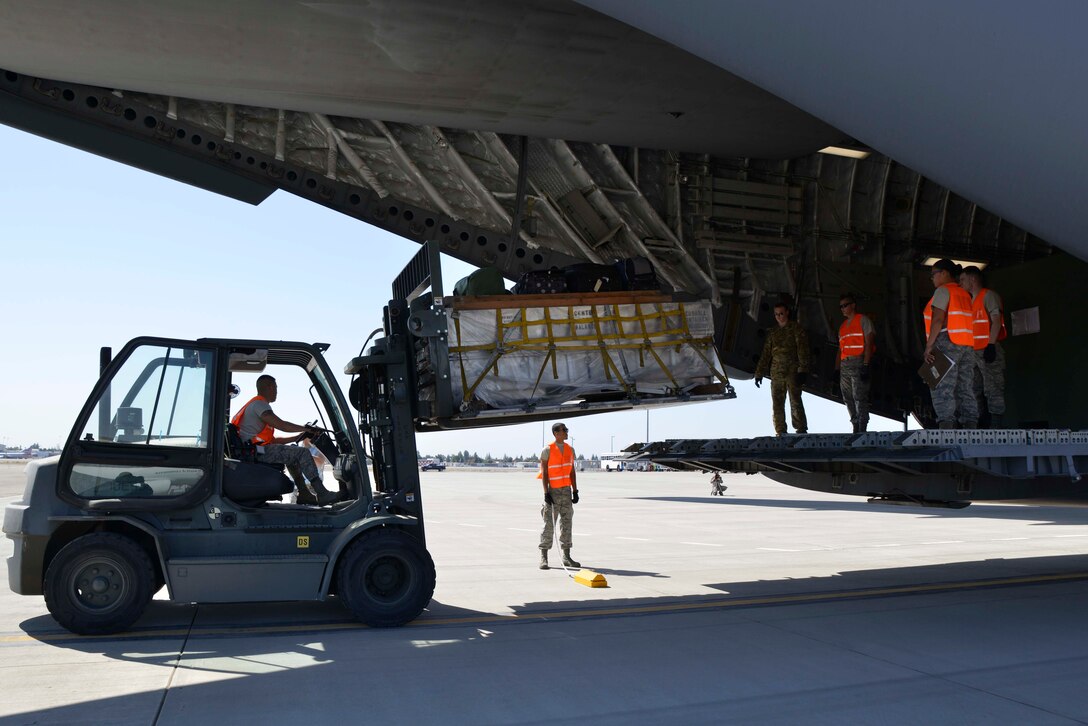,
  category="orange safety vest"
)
[924,282,974,347]
[536,442,575,488]
[838,314,875,361]
[231,395,275,445]
[971,288,1008,350]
